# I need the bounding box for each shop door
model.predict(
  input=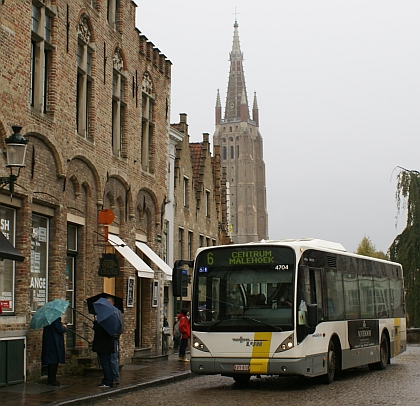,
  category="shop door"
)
[0,338,25,386]
[135,277,142,347]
